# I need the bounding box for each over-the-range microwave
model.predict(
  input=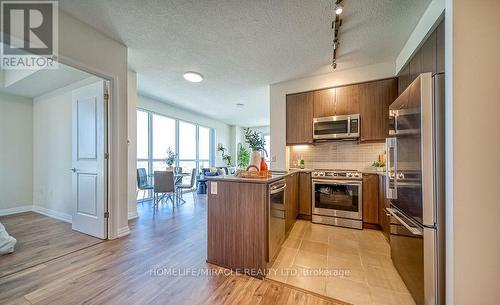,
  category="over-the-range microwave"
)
[313,114,360,140]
